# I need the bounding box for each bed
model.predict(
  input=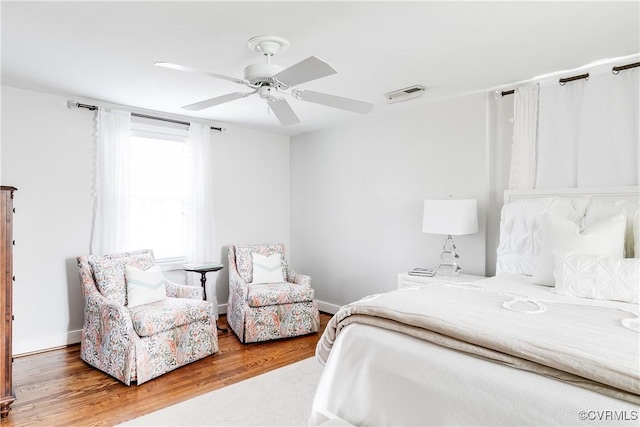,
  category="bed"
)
[310,187,640,426]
